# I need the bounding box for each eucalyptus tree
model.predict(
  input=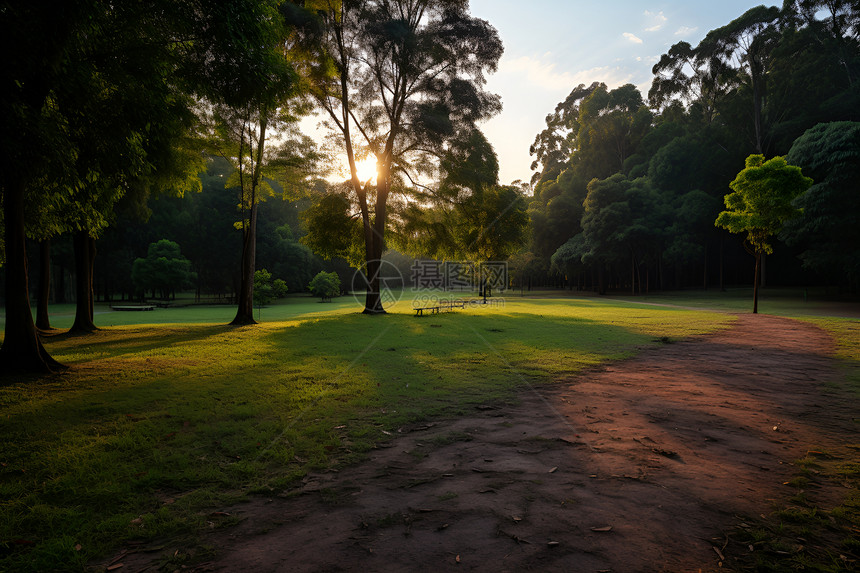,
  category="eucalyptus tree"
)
[302,0,503,313]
